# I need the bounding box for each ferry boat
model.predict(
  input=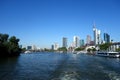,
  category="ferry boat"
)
[96,51,120,58]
